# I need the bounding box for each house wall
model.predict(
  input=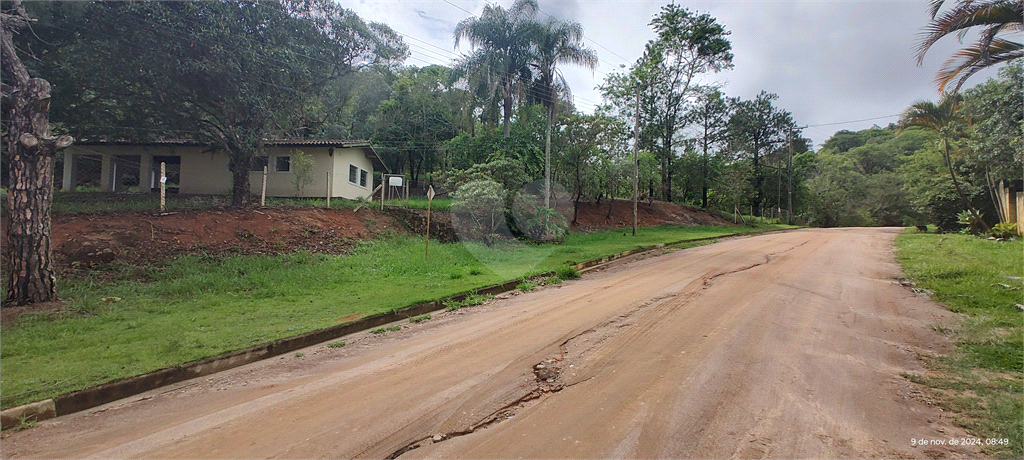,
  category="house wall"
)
[178,147,232,195]
[64,144,377,200]
[332,149,375,200]
[255,146,373,199]
[63,144,182,192]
